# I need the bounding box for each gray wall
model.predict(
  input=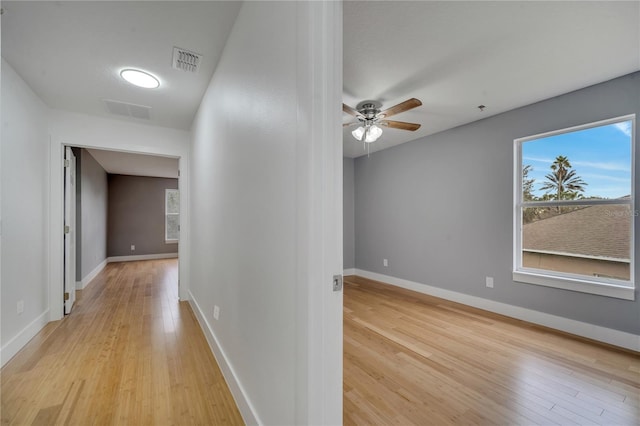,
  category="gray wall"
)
[79,149,108,279]
[107,174,178,257]
[344,157,355,269]
[354,72,639,334]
